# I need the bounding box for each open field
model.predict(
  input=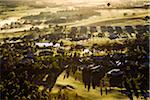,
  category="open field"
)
[51,73,141,100]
